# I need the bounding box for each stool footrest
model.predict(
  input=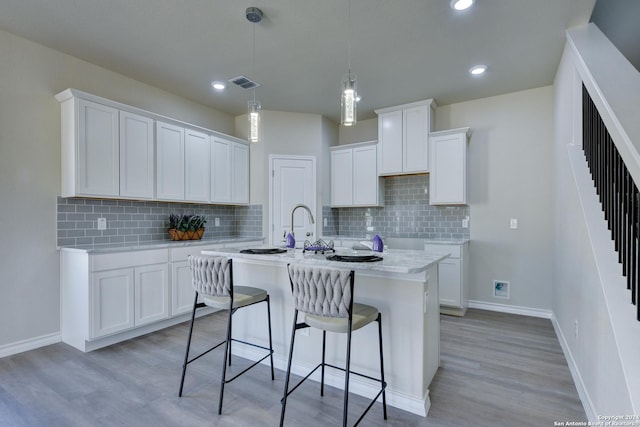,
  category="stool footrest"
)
[223,339,274,384]
[282,363,387,414]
